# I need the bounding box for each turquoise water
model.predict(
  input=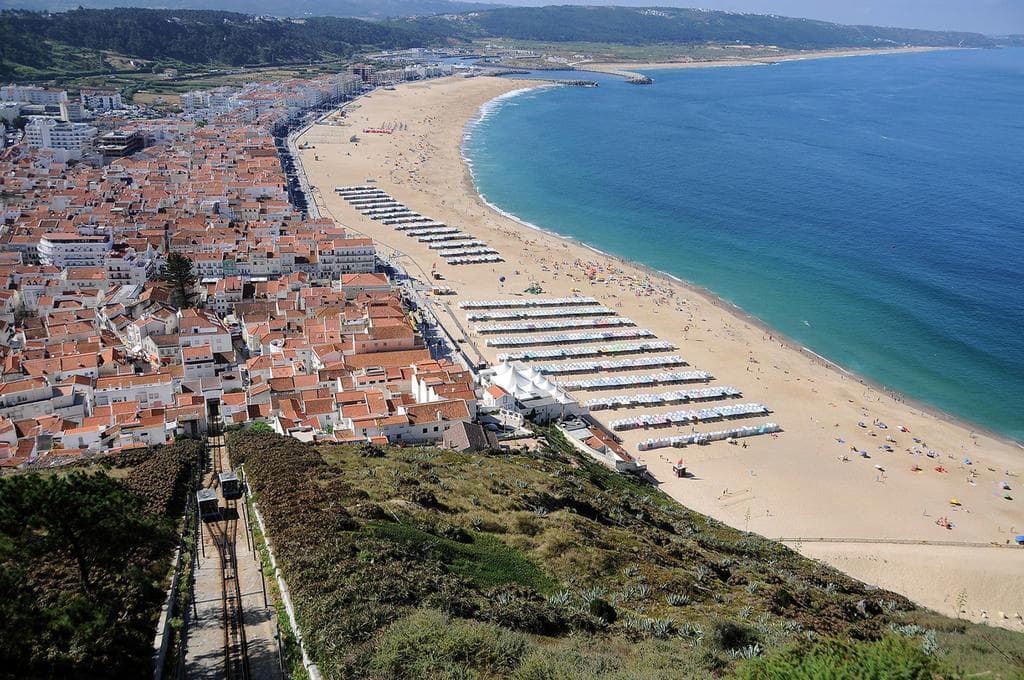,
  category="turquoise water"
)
[465,49,1024,442]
